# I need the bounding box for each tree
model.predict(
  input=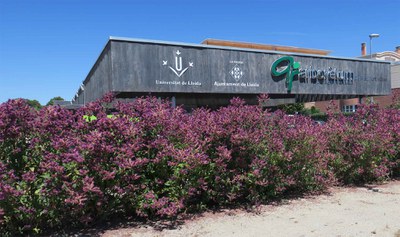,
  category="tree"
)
[46,96,64,106]
[25,99,42,110]
[303,106,321,116]
[278,103,305,114]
